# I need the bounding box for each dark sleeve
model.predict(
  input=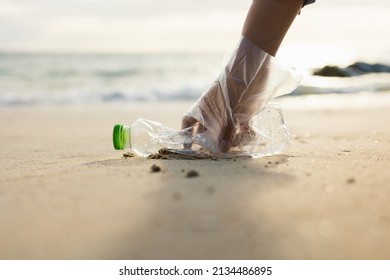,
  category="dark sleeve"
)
[303,0,316,7]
